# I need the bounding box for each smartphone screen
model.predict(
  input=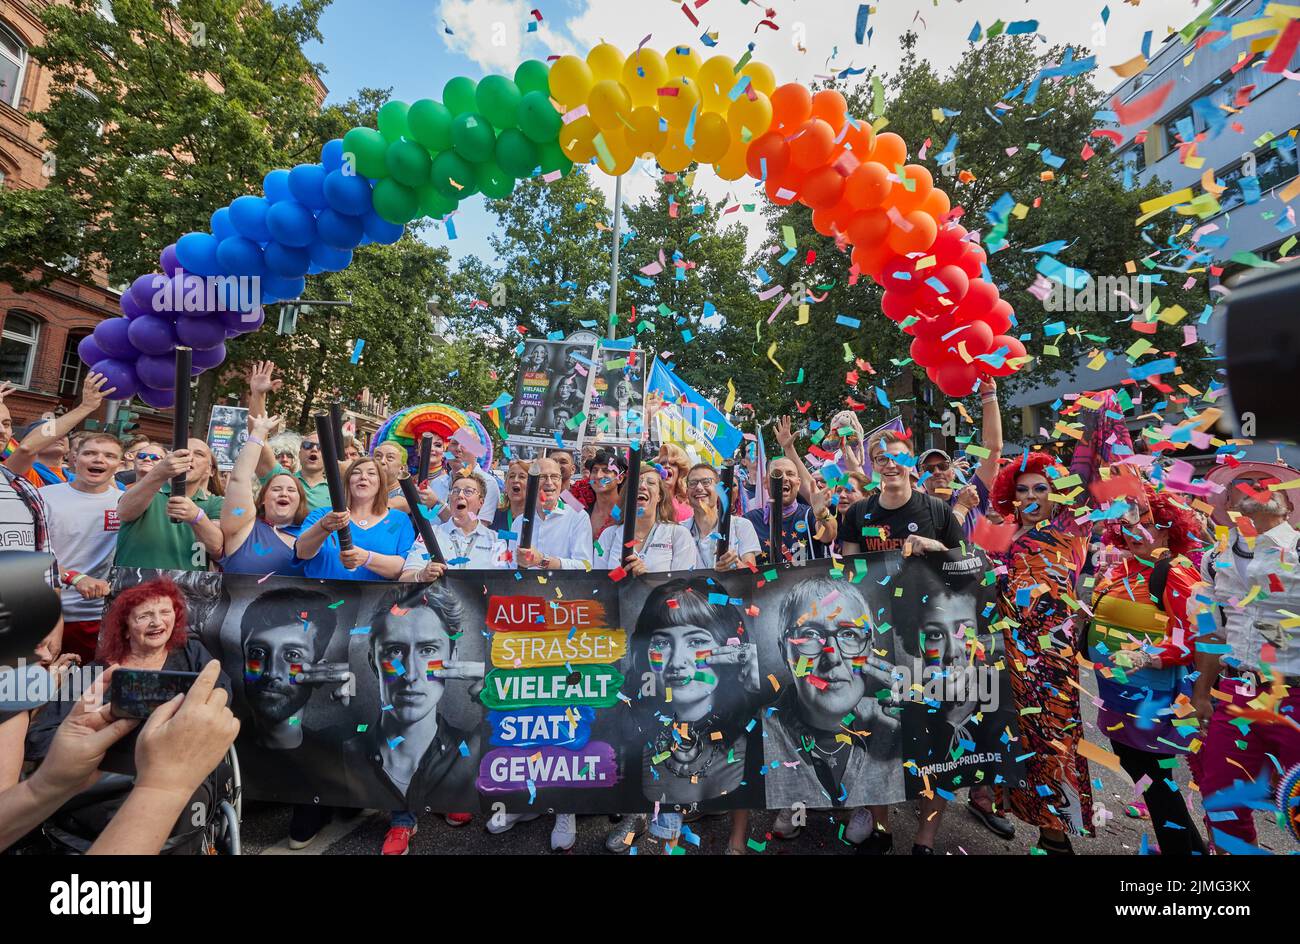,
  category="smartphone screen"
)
[110,669,199,719]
